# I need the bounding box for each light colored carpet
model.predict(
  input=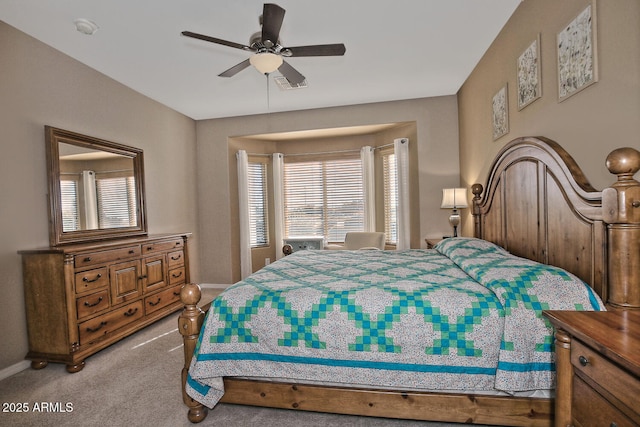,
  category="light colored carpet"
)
[0,288,486,426]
